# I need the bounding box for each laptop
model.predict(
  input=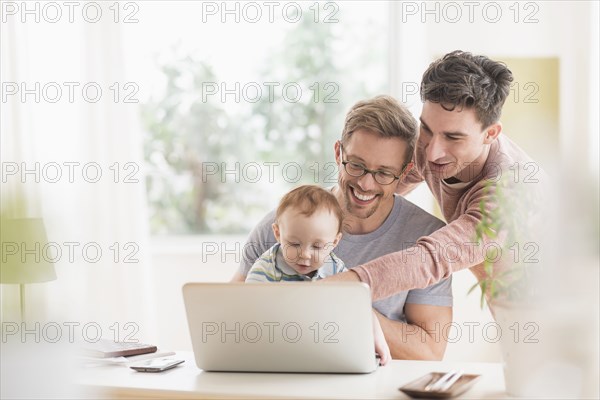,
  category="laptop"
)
[182,282,379,373]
